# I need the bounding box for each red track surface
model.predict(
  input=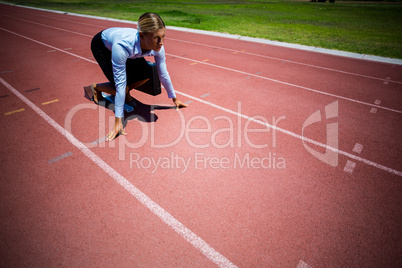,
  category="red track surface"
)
[1,4,401,267]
